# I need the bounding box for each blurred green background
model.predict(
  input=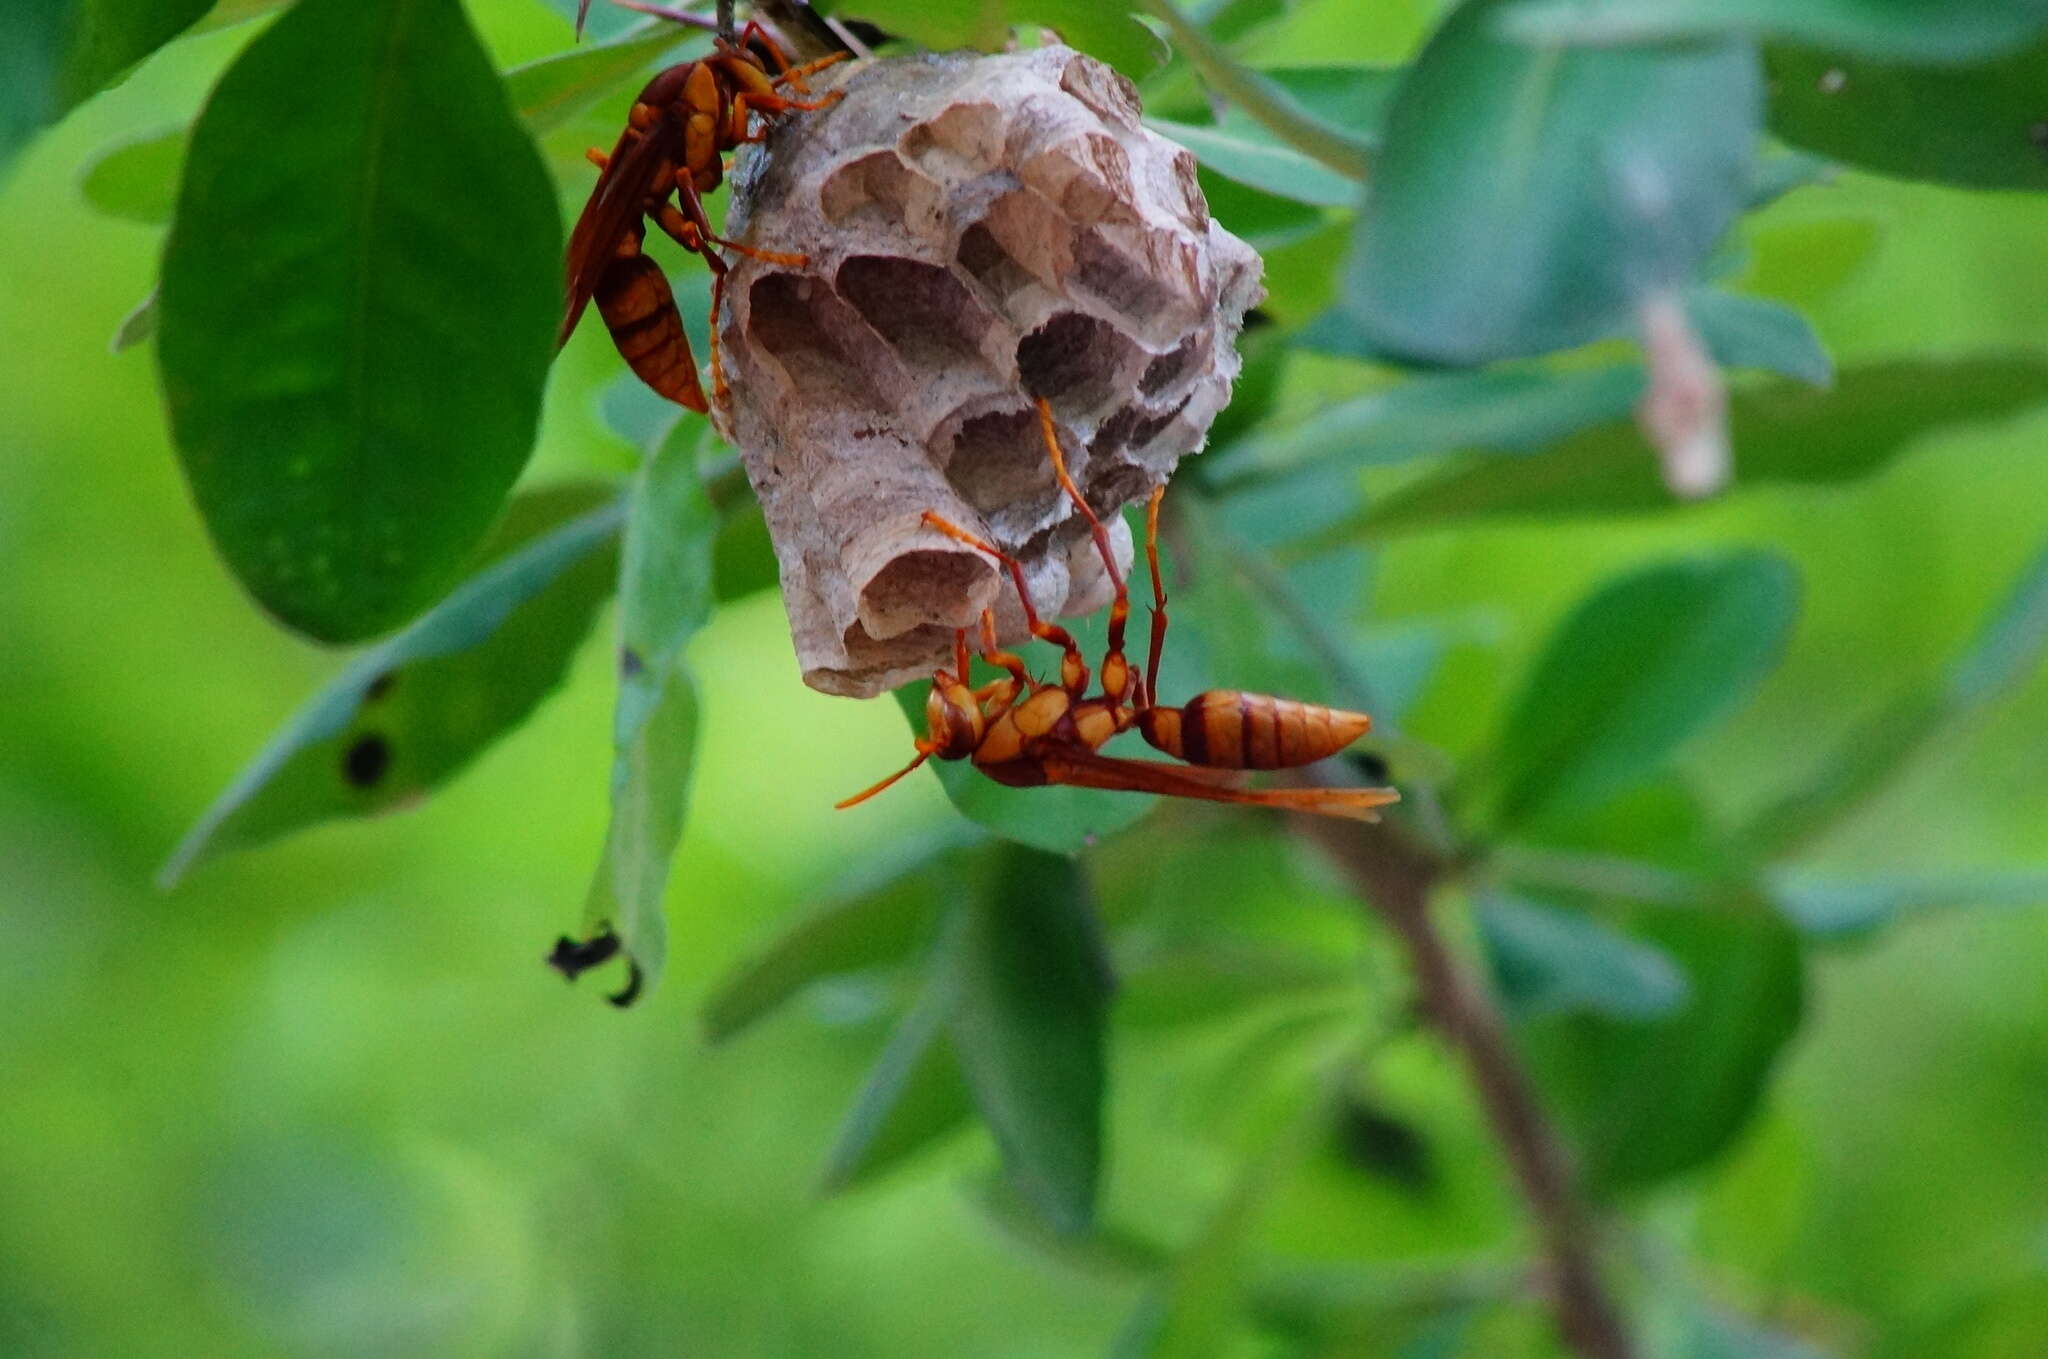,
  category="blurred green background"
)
[4,1,2046,1355]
